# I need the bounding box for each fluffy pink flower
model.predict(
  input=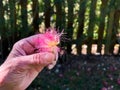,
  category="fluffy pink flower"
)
[35,28,63,62]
